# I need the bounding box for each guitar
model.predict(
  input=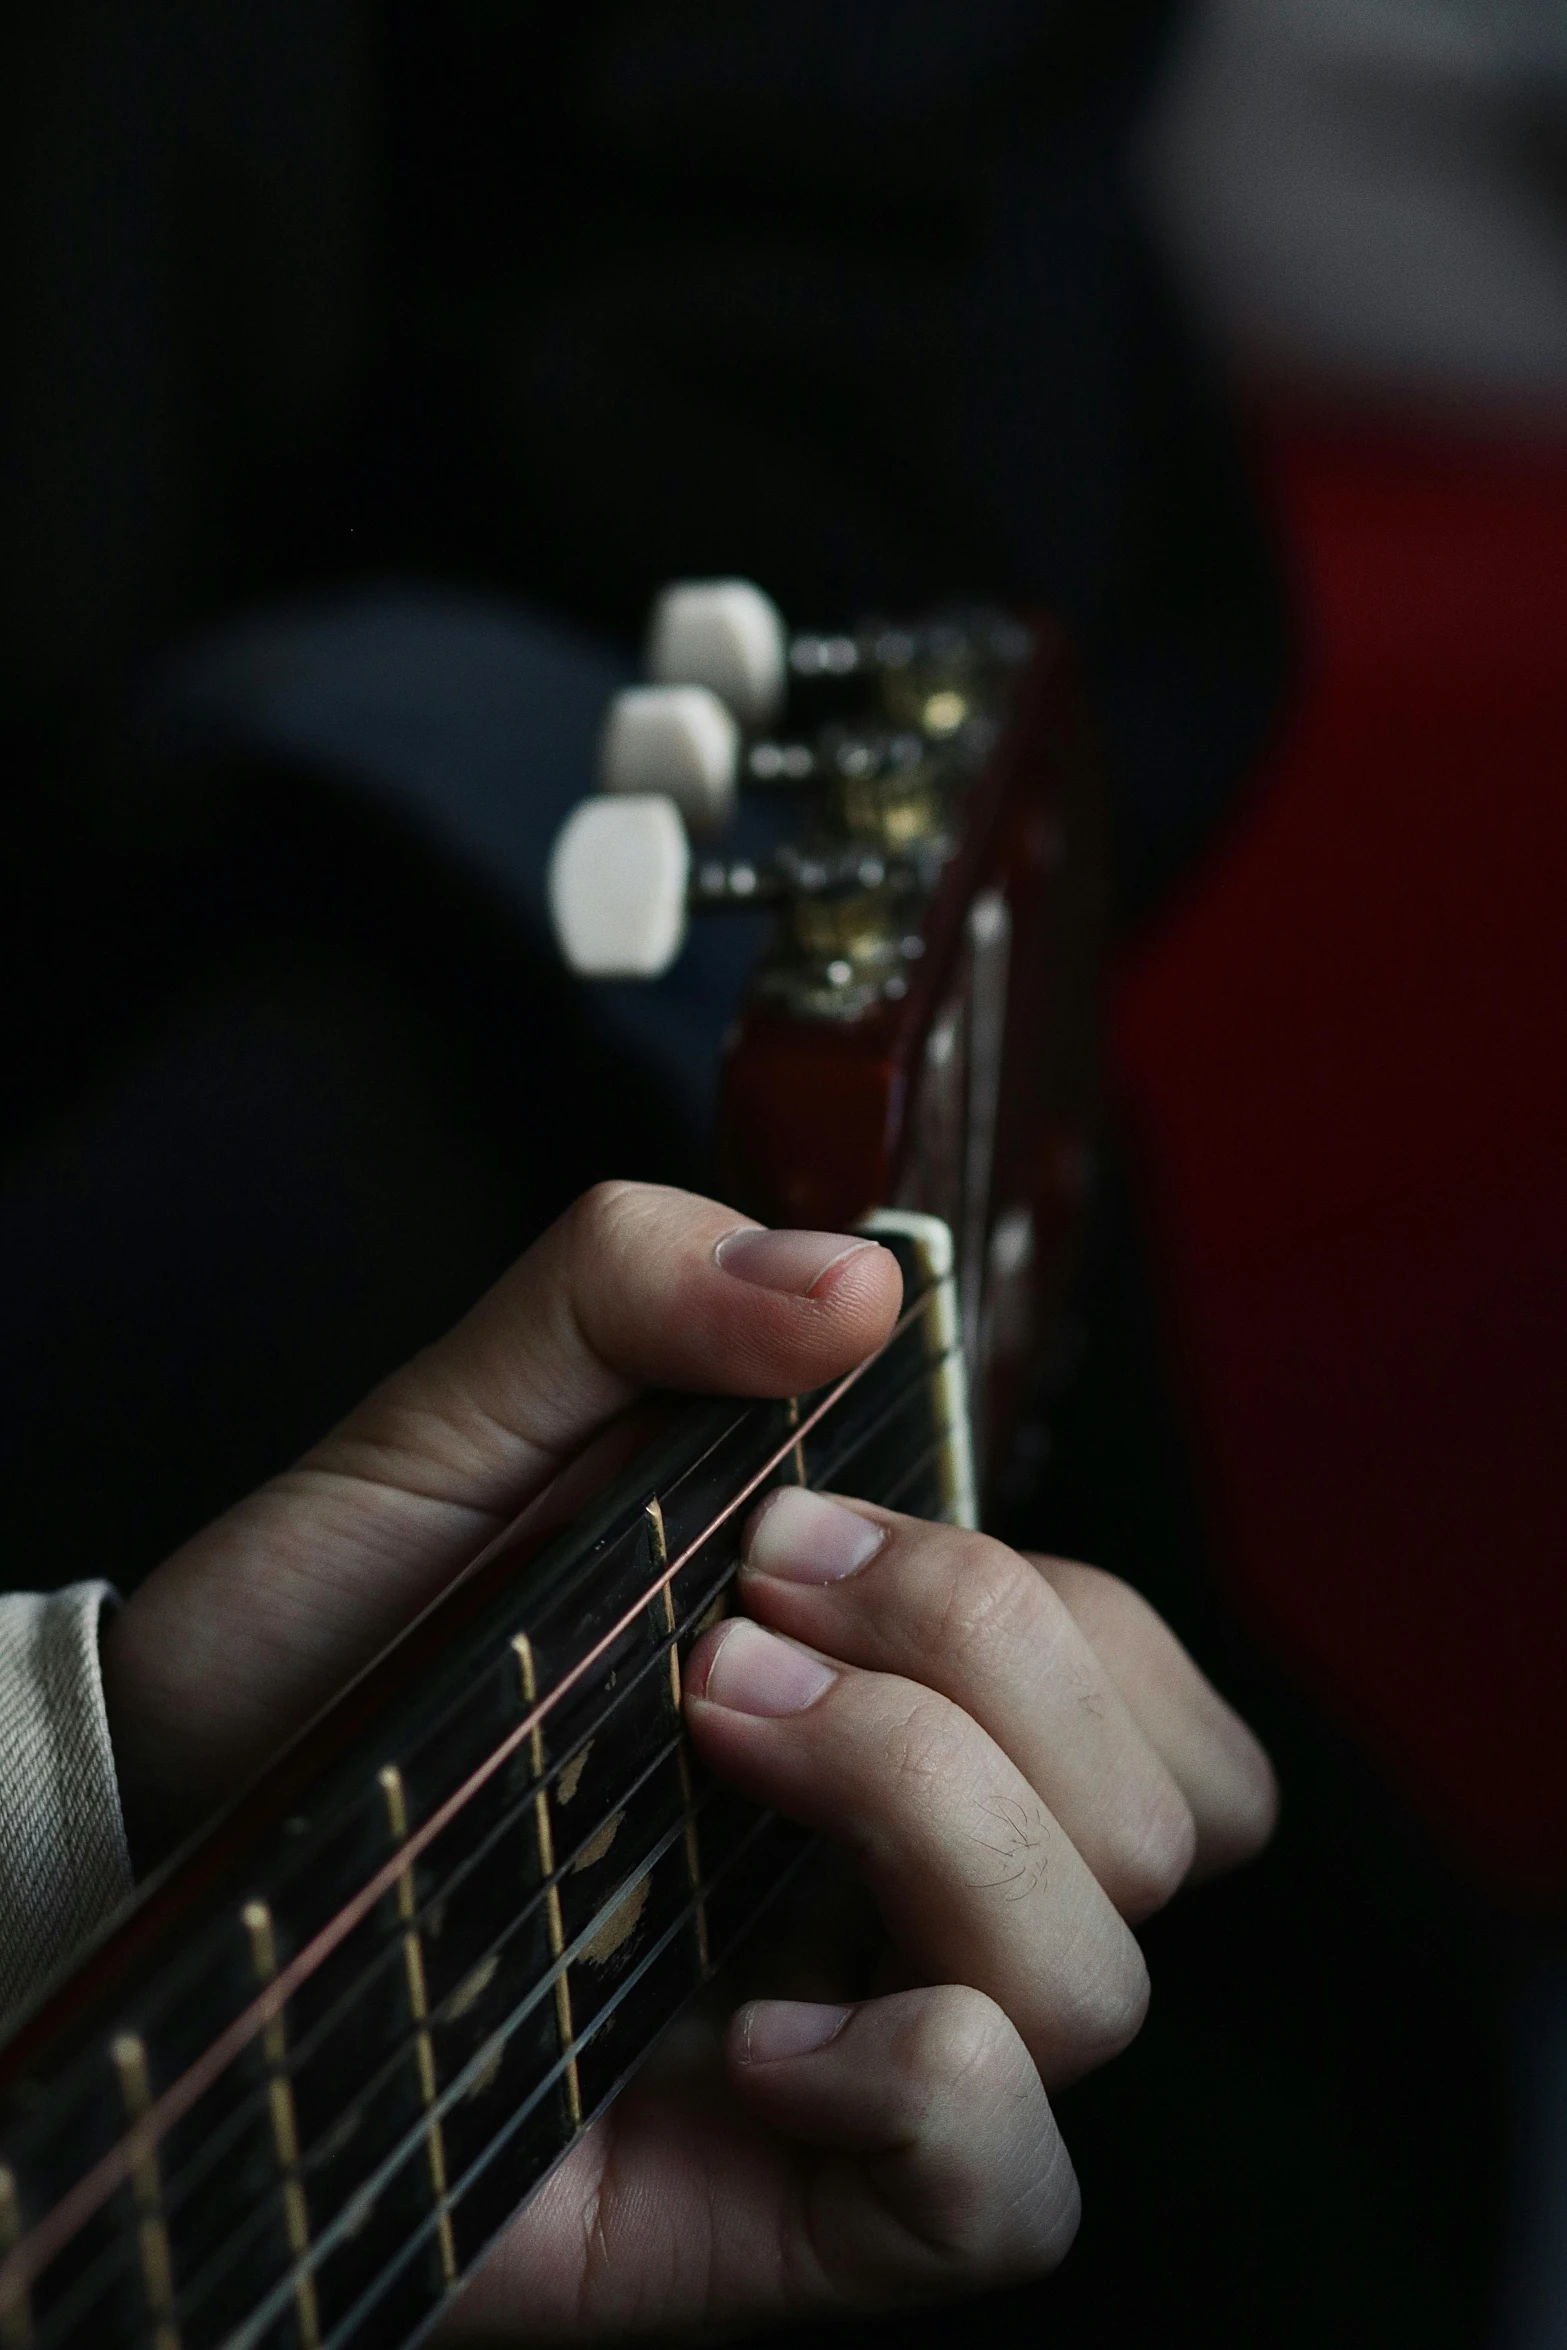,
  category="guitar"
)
[0,582,1105,2350]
